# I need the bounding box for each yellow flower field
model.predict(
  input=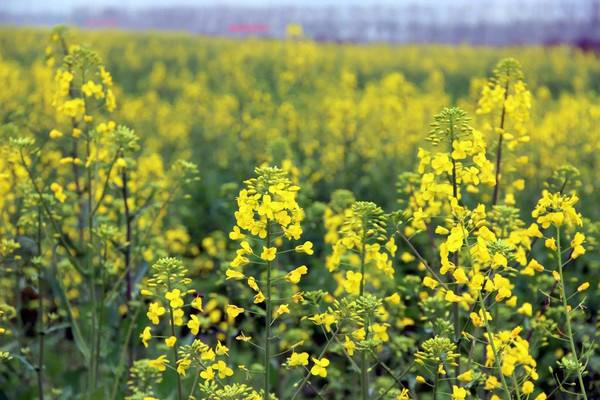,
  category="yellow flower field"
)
[0,27,599,399]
